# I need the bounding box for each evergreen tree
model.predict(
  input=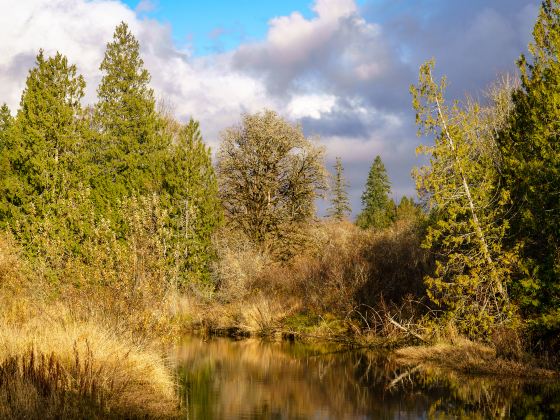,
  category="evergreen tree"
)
[93,22,163,203]
[395,196,422,224]
[327,157,351,221]
[2,51,85,225]
[411,60,517,337]
[357,155,392,229]
[498,0,560,332]
[164,118,222,285]
[0,104,15,222]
